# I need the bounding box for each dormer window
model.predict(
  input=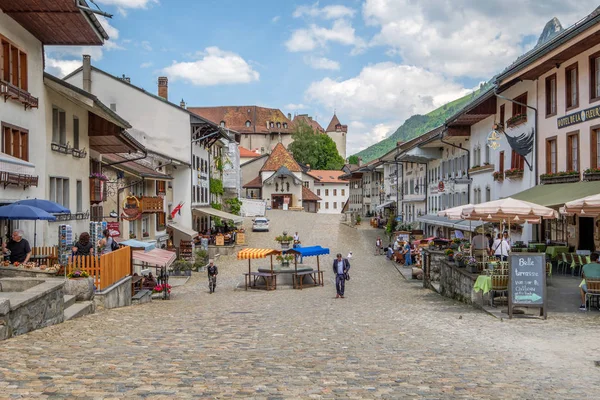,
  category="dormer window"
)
[283,123,288,129]
[220,121,225,127]
[245,120,251,127]
[270,122,274,128]
[276,122,281,128]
